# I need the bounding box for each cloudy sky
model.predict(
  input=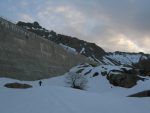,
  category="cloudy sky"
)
[0,0,150,53]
